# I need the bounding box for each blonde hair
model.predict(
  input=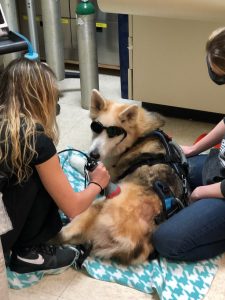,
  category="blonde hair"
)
[206,27,225,73]
[0,57,59,182]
